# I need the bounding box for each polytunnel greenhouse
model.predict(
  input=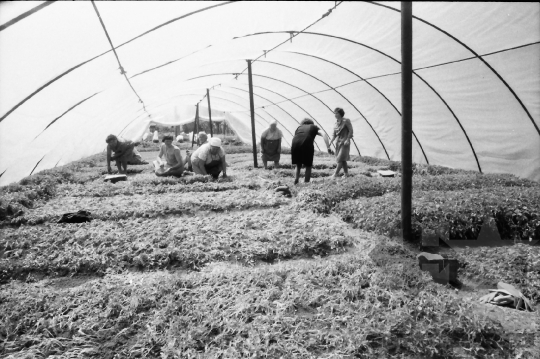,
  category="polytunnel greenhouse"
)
[0,1,539,185]
[2,2,540,358]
